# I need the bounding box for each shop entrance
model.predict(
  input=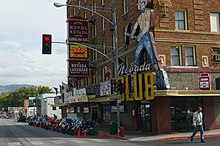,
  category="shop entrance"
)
[91,106,99,122]
[138,102,151,132]
[171,97,201,132]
